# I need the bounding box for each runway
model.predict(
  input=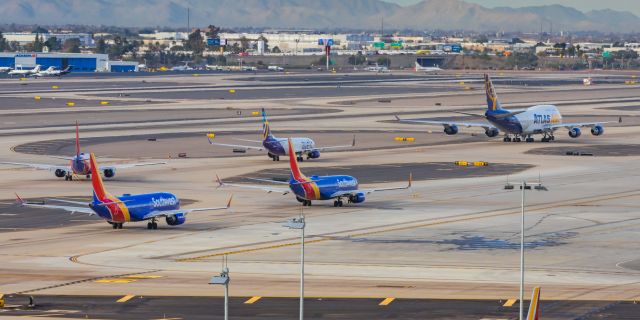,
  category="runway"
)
[1,70,640,318]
